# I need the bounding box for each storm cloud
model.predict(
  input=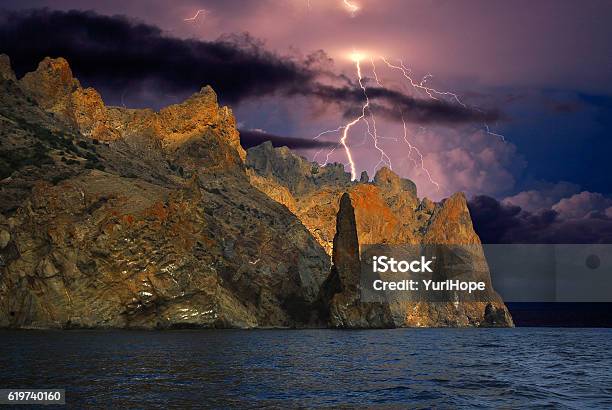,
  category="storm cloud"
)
[310,83,500,124]
[239,129,337,150]
[468,195,612,244]
[0,8,313,104]
[0,8,498,124]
